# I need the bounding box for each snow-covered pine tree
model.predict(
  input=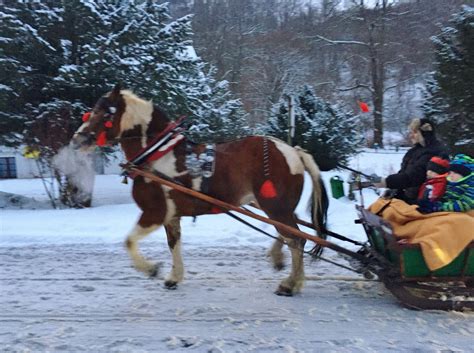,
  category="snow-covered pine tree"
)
[0,2,65,146]
[1,1,248,149]
[187,66,249,142]
[422,5,473,155]
[265,85,361,170]
[60,1,248,141]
